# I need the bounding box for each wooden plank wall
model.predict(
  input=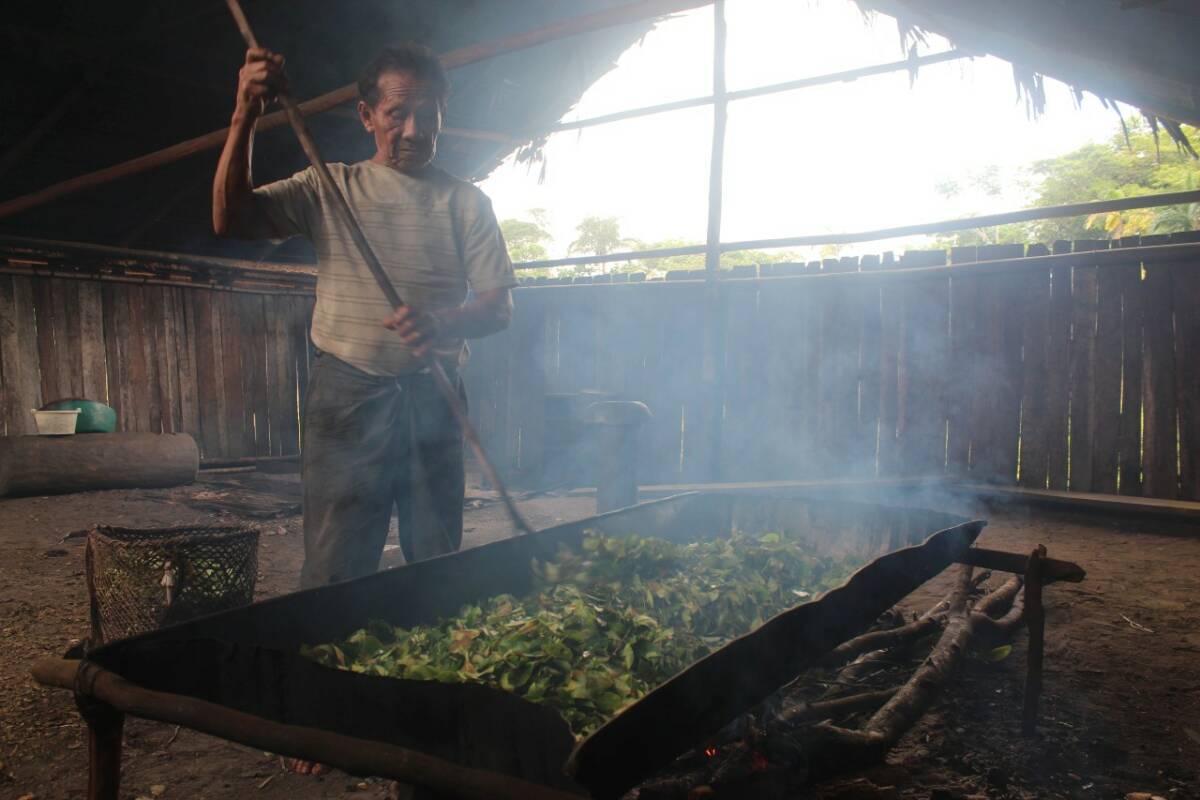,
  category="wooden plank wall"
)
[465,234,1200,501]
[0,274,314,461]
[4,234,1199,502]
